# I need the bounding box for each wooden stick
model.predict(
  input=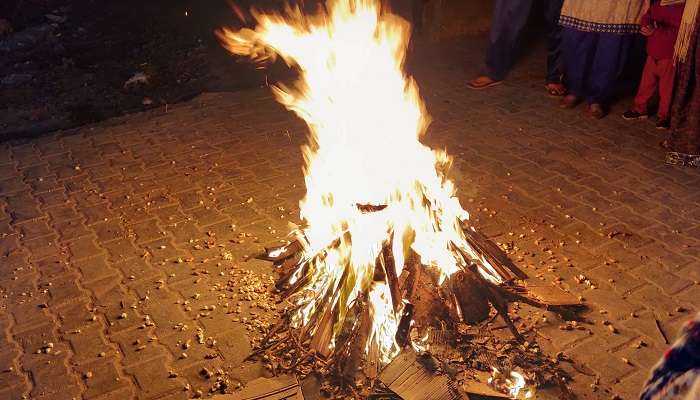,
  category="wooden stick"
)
[453,245,524,342]
[309,305,335,358]
[402,253,422,301]
[460,223,528,280]
[381,240,402,313]
[654,317,669,344]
